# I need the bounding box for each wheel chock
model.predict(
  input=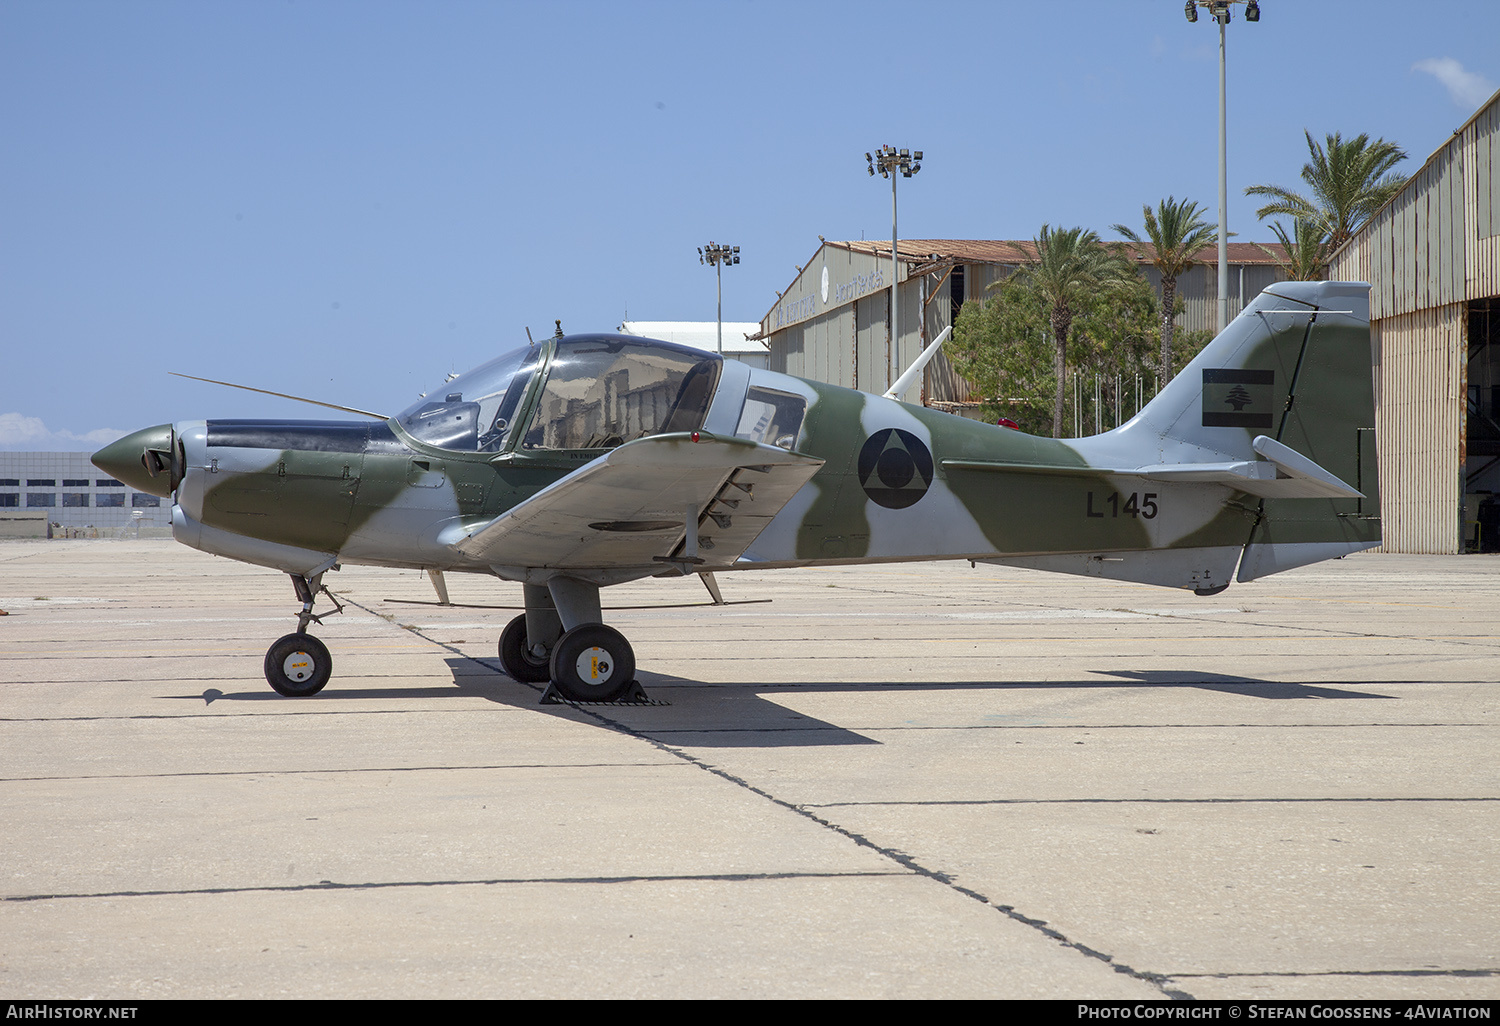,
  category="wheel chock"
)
[539,680,665,706]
